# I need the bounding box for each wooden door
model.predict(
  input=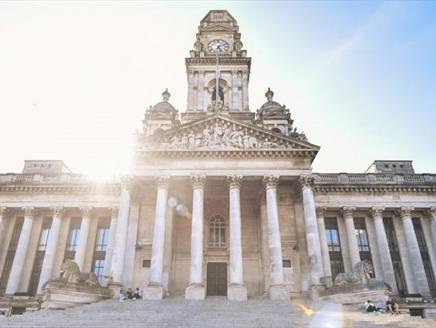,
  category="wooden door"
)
[206,262,227,296]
